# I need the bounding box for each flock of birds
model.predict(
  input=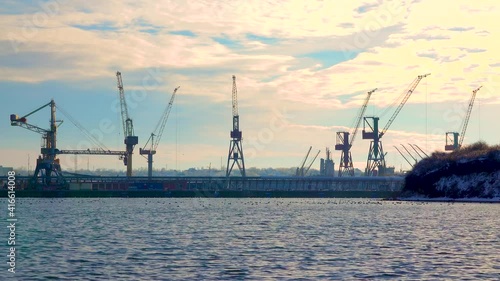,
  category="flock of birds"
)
[16,198,458,209]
